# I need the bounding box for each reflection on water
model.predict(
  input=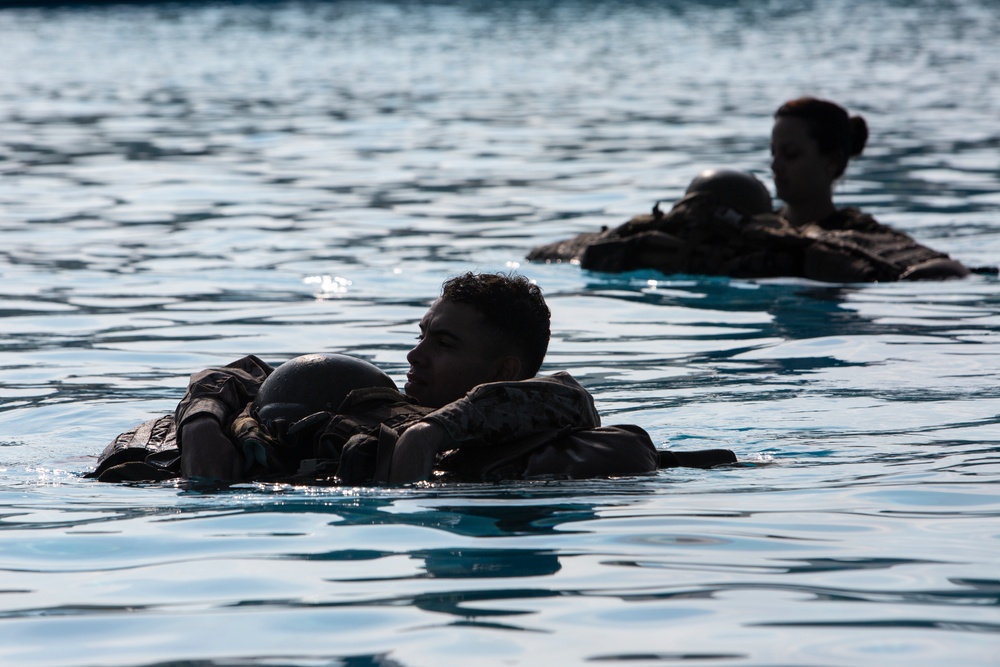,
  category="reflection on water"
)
[2,478,1000,664]
[0,0,999,665]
